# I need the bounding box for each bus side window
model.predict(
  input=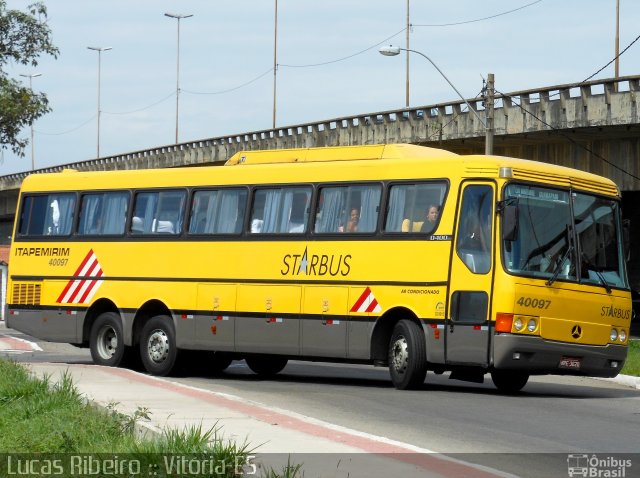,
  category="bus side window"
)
[315,184,381,234]
[78,192,128,235]
[250,187,311,234]
[384,182,447,233]
[18,193,75,236]
[131,190,185,235]
[188,189,247,235]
